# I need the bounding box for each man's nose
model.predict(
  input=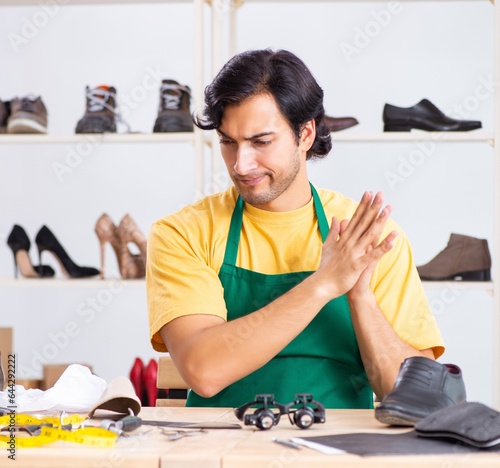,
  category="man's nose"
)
[233,146,258,175]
